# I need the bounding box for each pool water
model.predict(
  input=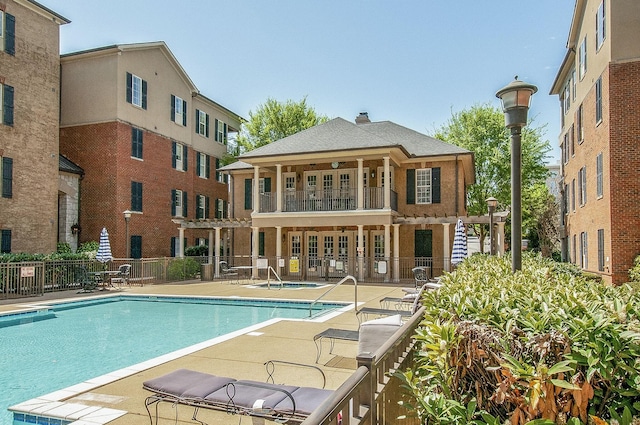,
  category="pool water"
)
[0,295,342,425]
[254,282,327,289]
